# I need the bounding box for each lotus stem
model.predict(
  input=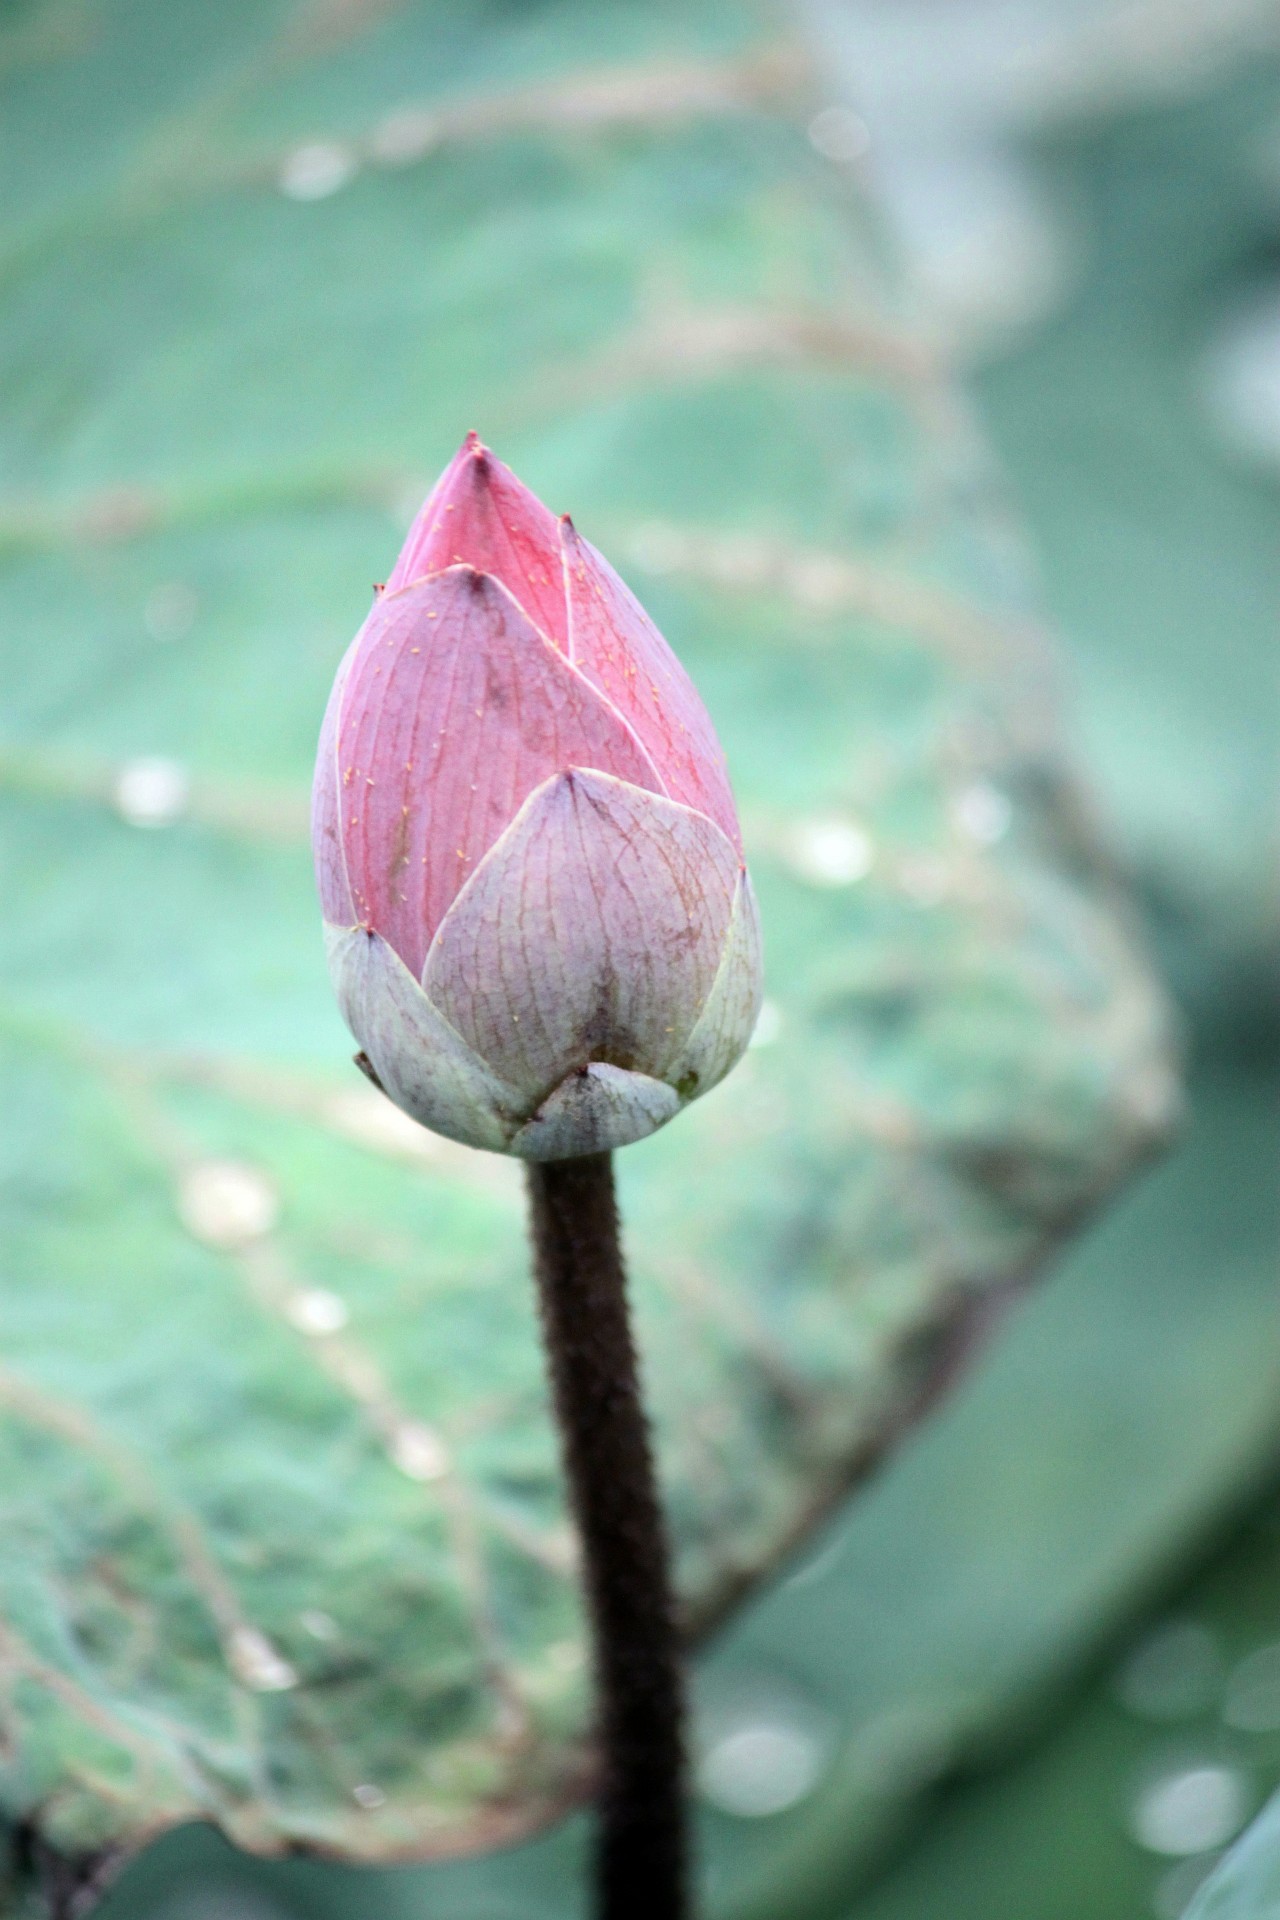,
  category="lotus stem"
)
[525,1153,688,1920]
